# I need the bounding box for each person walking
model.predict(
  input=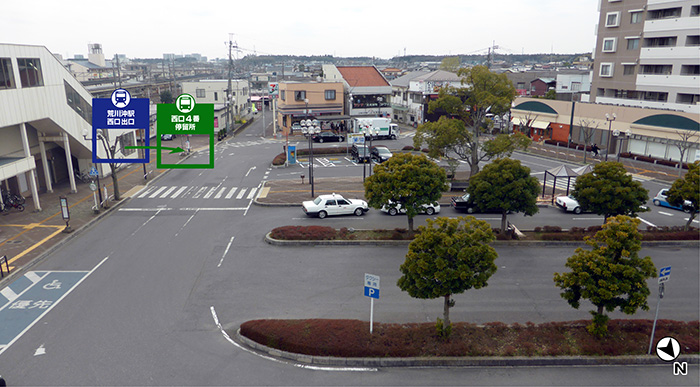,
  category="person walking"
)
[591,143,600,157]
